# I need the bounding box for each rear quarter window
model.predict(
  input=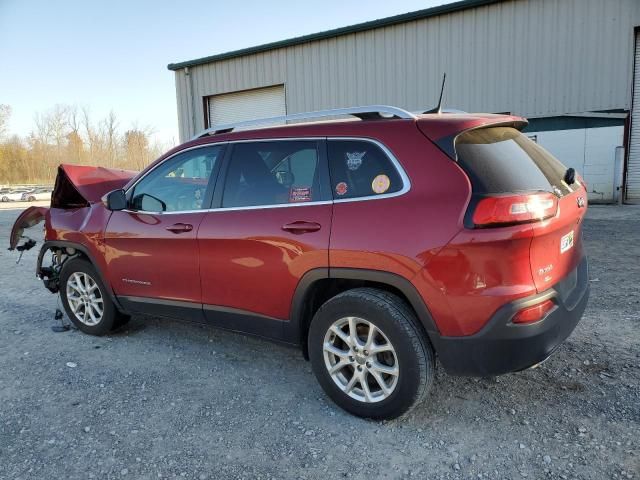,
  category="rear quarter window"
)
[328,140,403,199]
[455,127,571,196]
